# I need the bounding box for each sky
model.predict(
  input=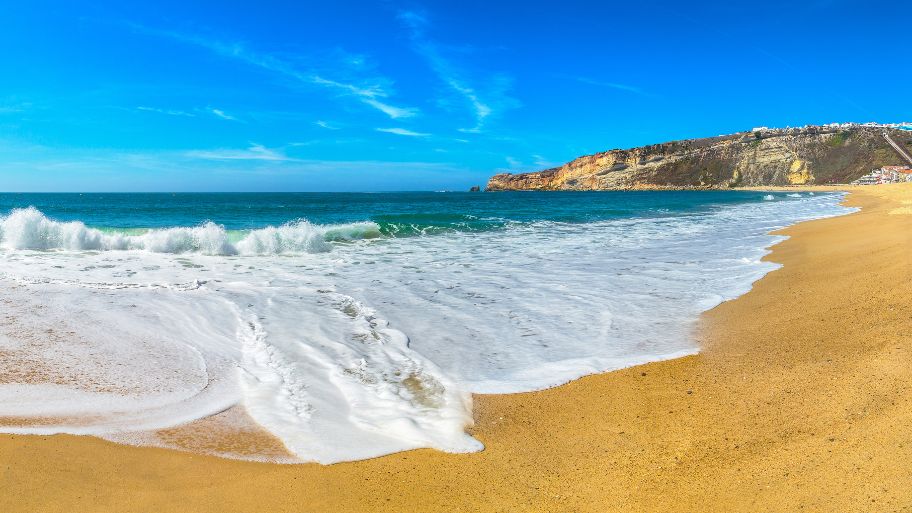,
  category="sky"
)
[0,0,910,192]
